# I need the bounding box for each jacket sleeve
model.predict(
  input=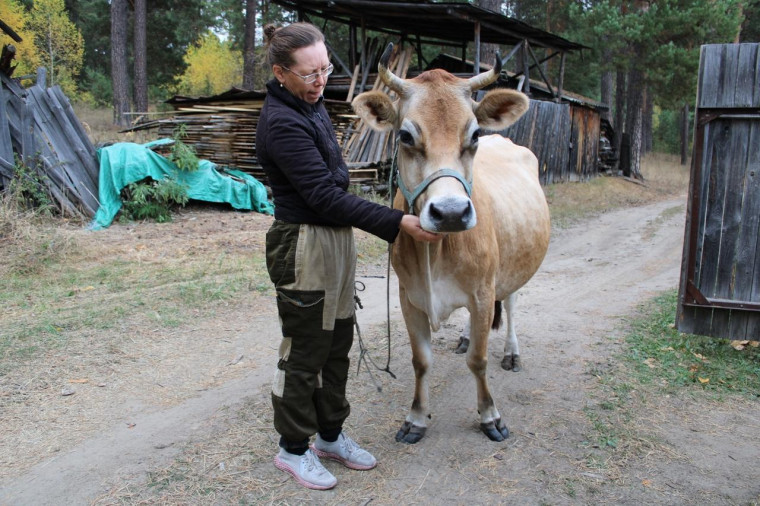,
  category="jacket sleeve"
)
[263,113,403,243]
